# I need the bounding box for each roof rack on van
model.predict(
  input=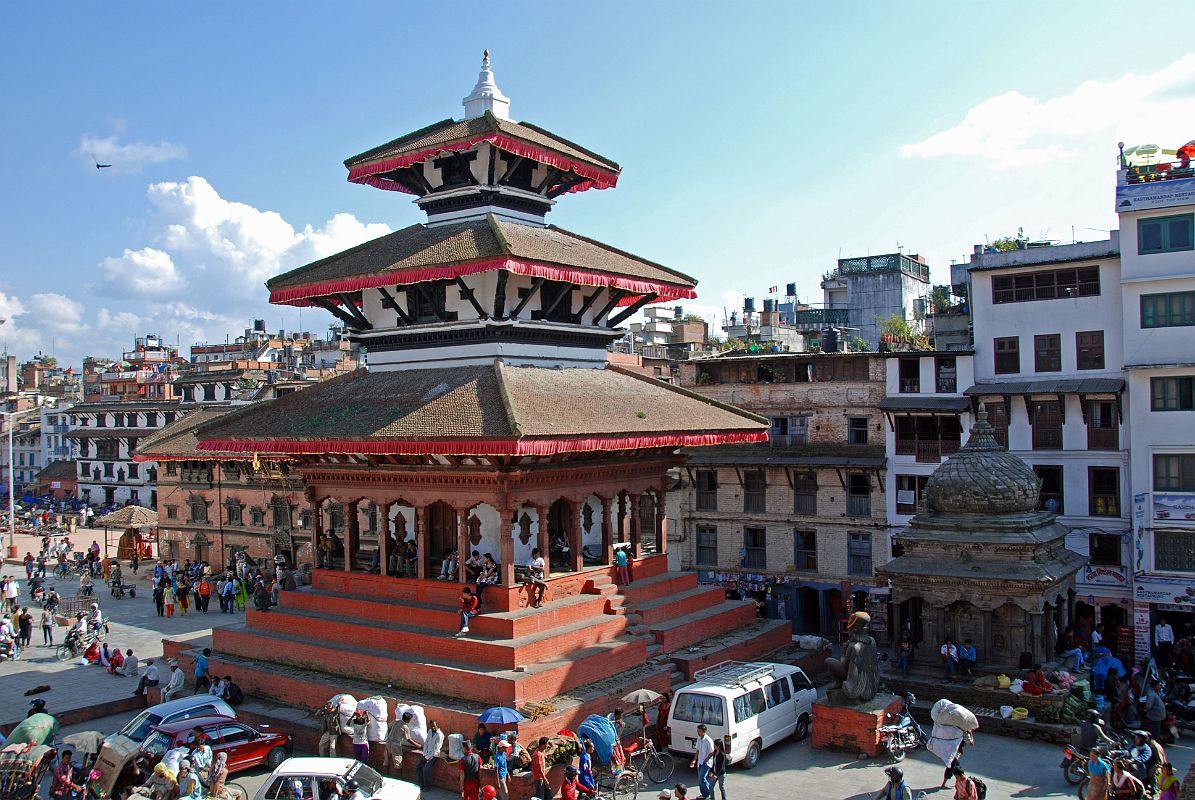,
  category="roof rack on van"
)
[691,661,775,687]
